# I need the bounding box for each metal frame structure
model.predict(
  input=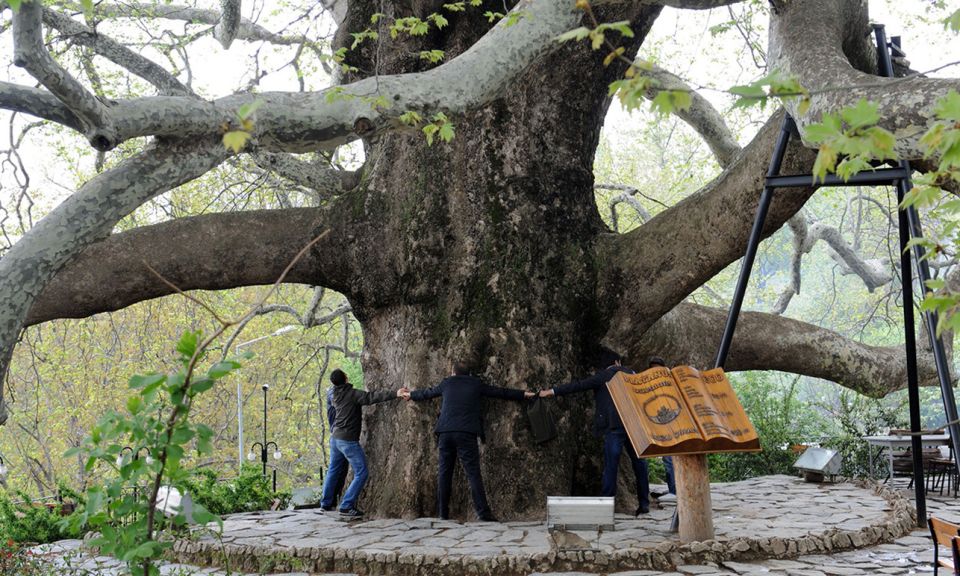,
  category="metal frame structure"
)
[713,25,959,525]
